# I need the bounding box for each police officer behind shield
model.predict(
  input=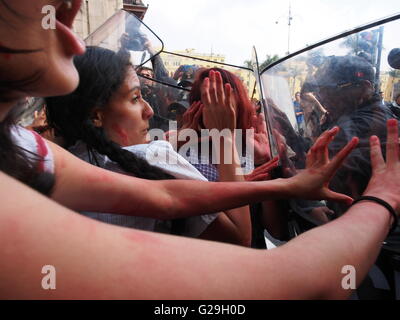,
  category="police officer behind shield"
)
[307,56,397,209]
